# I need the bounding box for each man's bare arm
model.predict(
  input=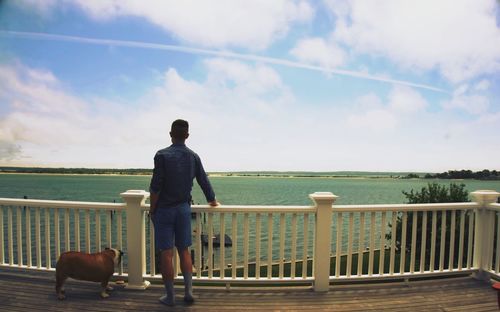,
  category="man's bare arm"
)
[150,192,159,215]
